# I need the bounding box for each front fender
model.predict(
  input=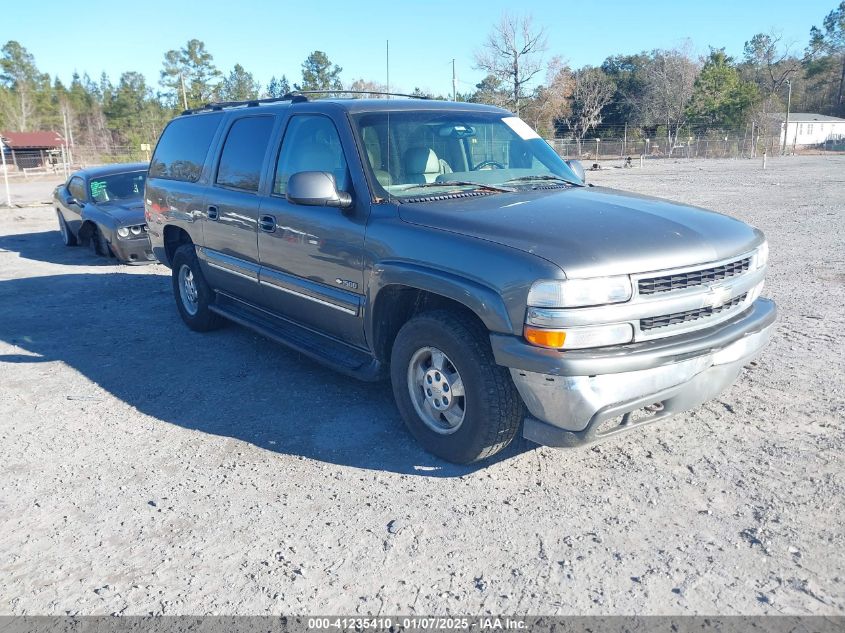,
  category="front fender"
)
[367,261,515,337]
[81,207,118,242]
